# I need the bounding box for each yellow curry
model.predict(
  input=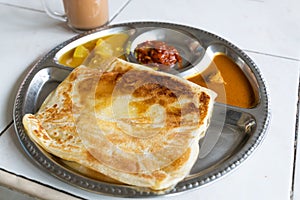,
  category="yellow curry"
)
[59,33,129,68]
